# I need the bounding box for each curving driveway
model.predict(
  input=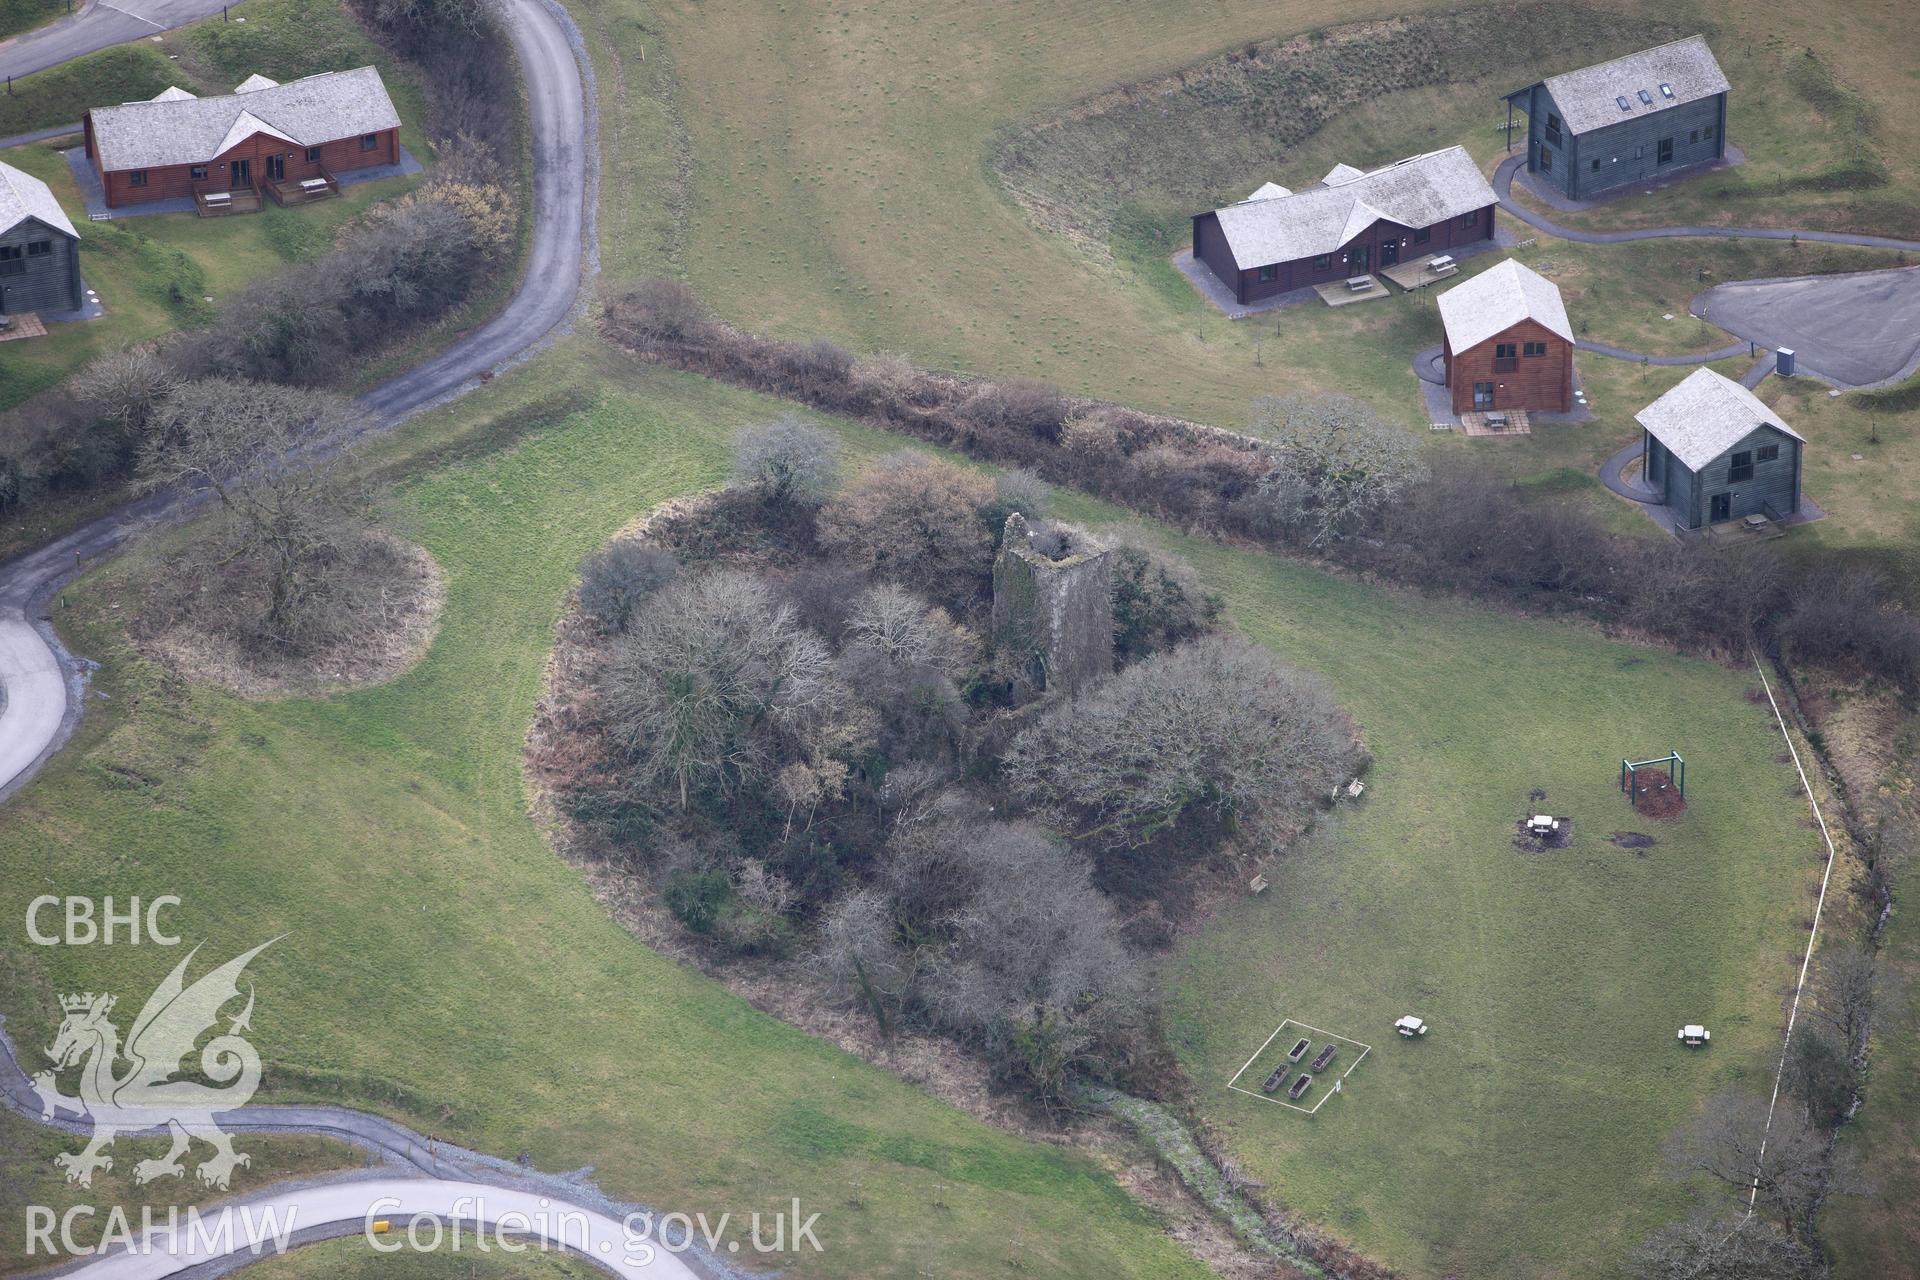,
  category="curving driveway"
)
[1493,155,1920,252]
[0,0,595,803]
